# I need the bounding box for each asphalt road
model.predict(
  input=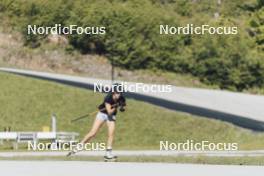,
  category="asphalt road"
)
[0,161,263,176]
[1,67,264,130]
[1,68,264,175]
